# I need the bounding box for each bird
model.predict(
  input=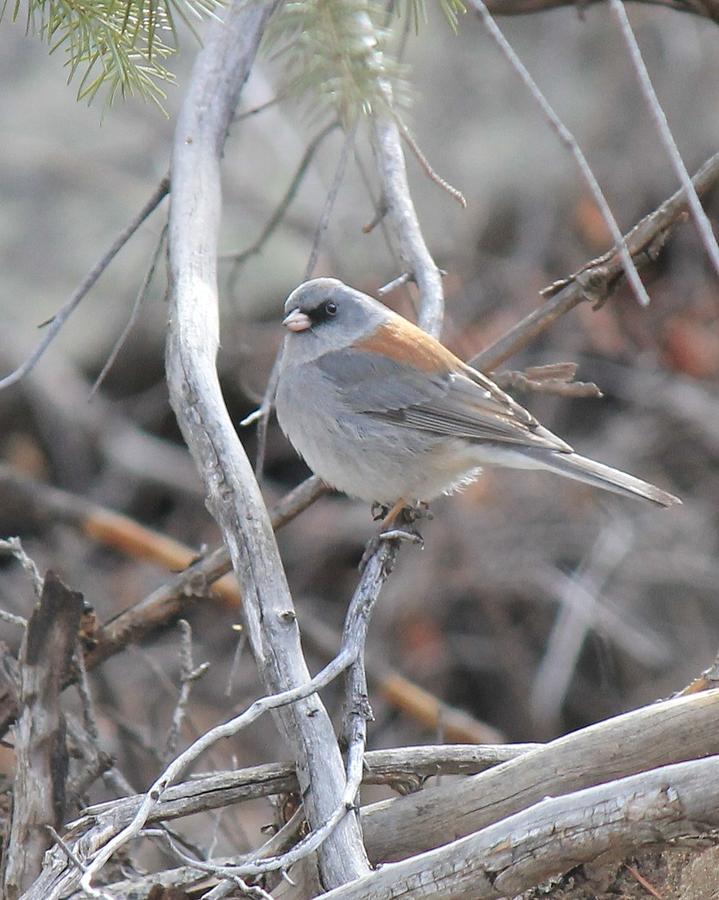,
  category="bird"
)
[275,277,680,526]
